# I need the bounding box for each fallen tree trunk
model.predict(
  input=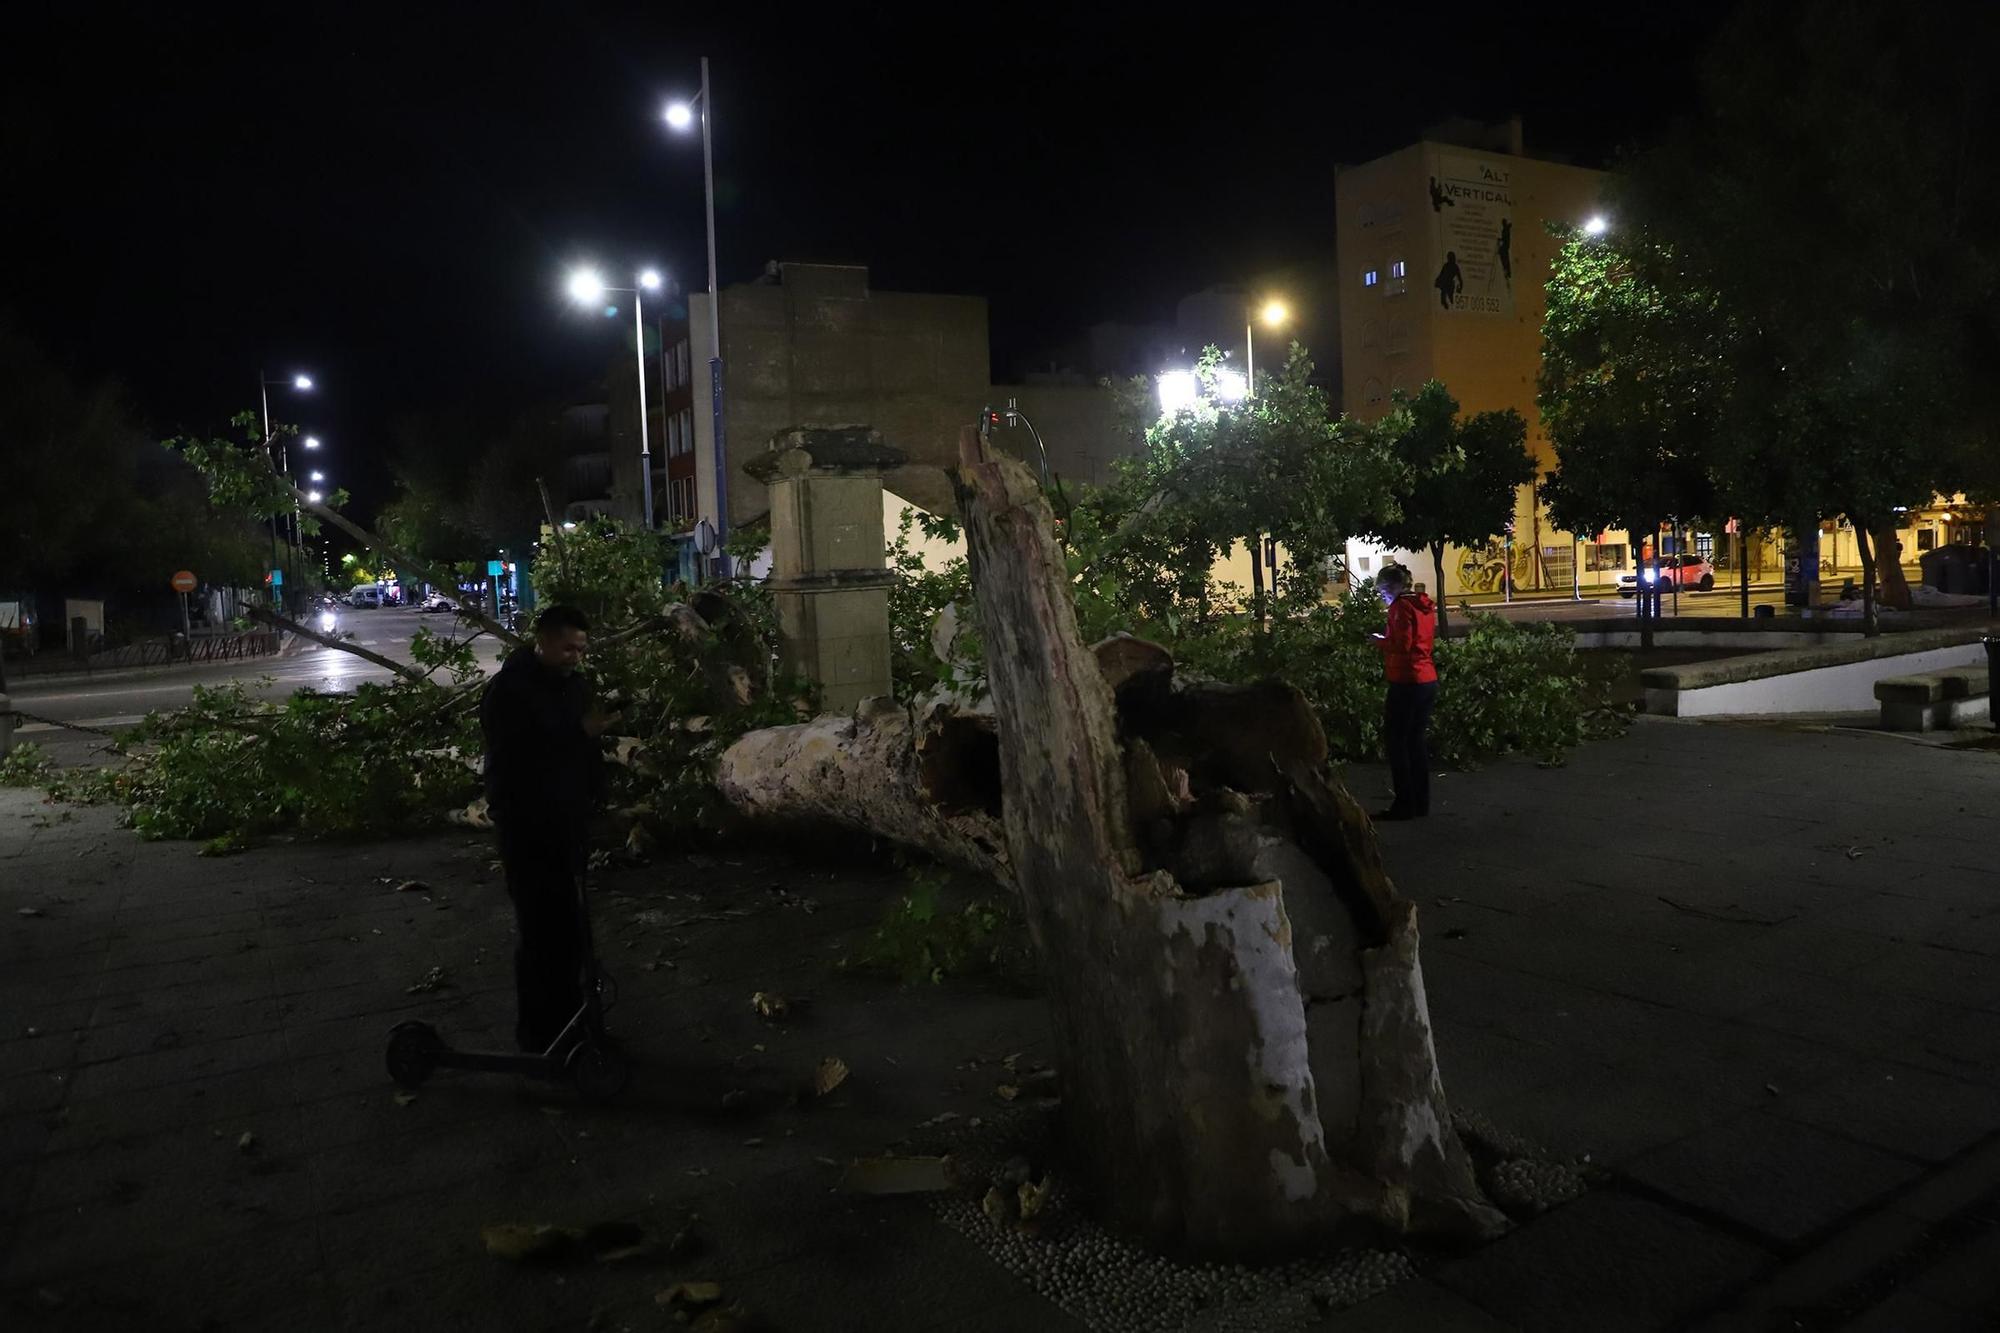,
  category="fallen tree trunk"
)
[716,692,1008,884]
[715,430,1502,1253]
